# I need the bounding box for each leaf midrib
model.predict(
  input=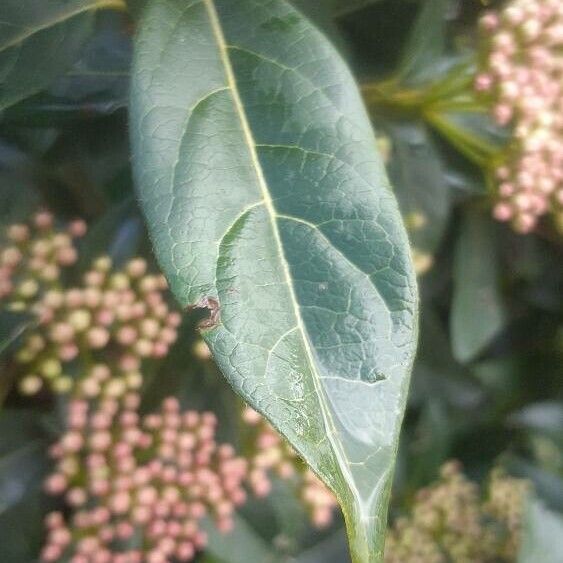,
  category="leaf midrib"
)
[202,0,358,503]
